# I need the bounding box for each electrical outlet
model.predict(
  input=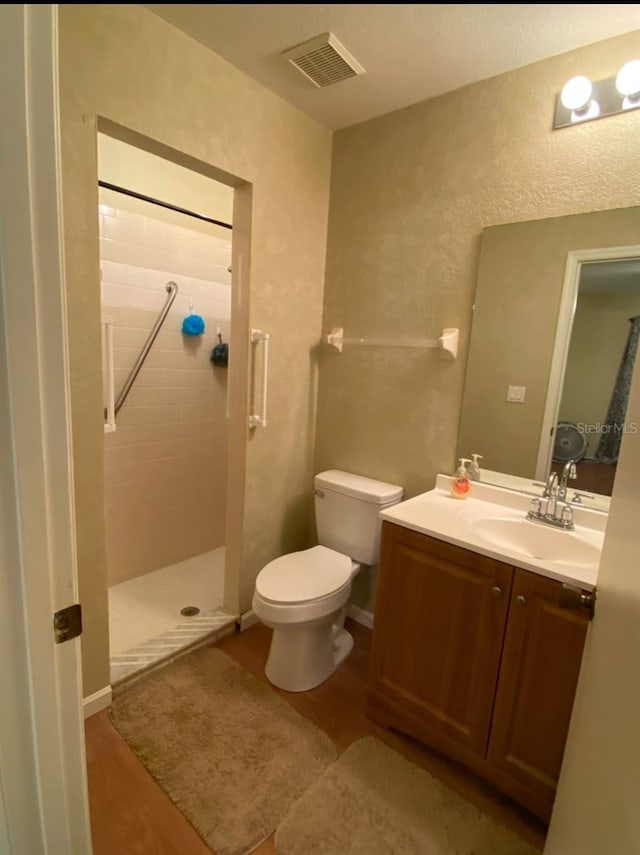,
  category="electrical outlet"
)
[507,385,526,403]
